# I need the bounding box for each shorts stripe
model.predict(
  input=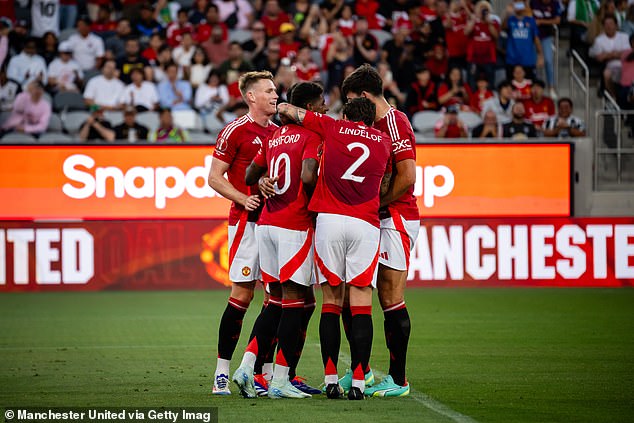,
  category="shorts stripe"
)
[390,208,412,269]
[229,211,248,266]
[315,249,343,286]
[279,228,313,283]
[348,246,380,287]
[261,270,277,283]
